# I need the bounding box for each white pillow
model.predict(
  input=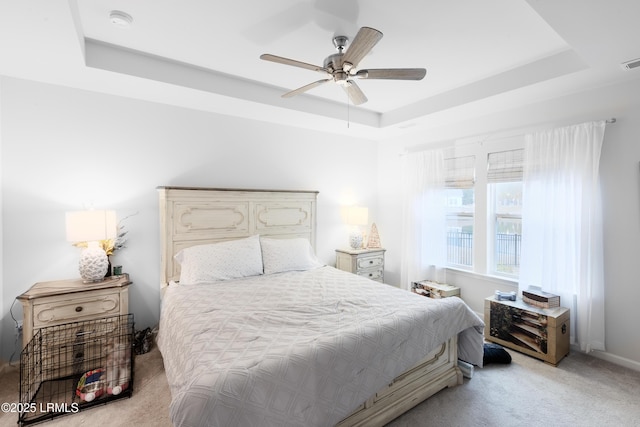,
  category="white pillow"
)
[174,235,263,284]
[261,237,323,274]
